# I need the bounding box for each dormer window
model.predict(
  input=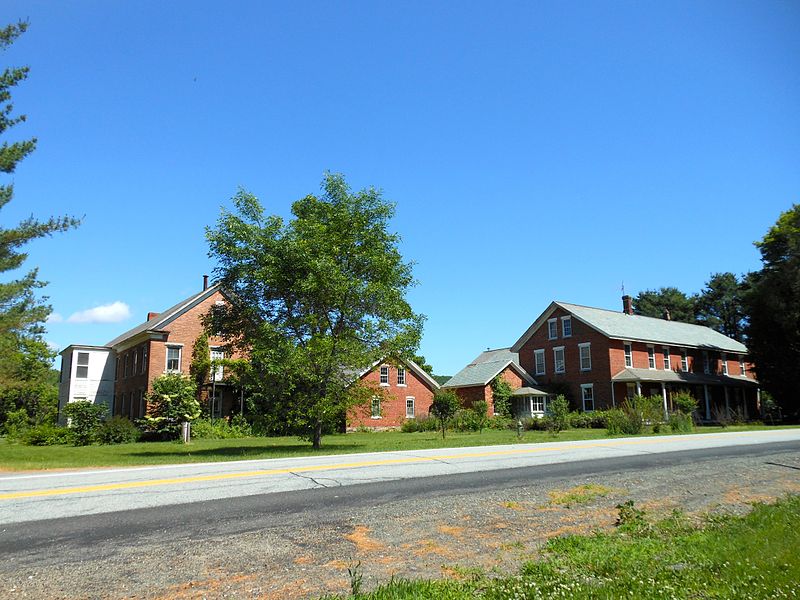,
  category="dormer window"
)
[547,318,558,340]
[561,316,572,338]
